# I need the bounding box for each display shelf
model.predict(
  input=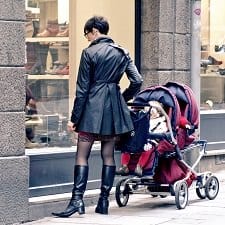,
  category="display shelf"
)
[26,37,69,43]
[39,0,56,2]
[27,74,69,80]
[26,7,40,14]
[49,45,69,50]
